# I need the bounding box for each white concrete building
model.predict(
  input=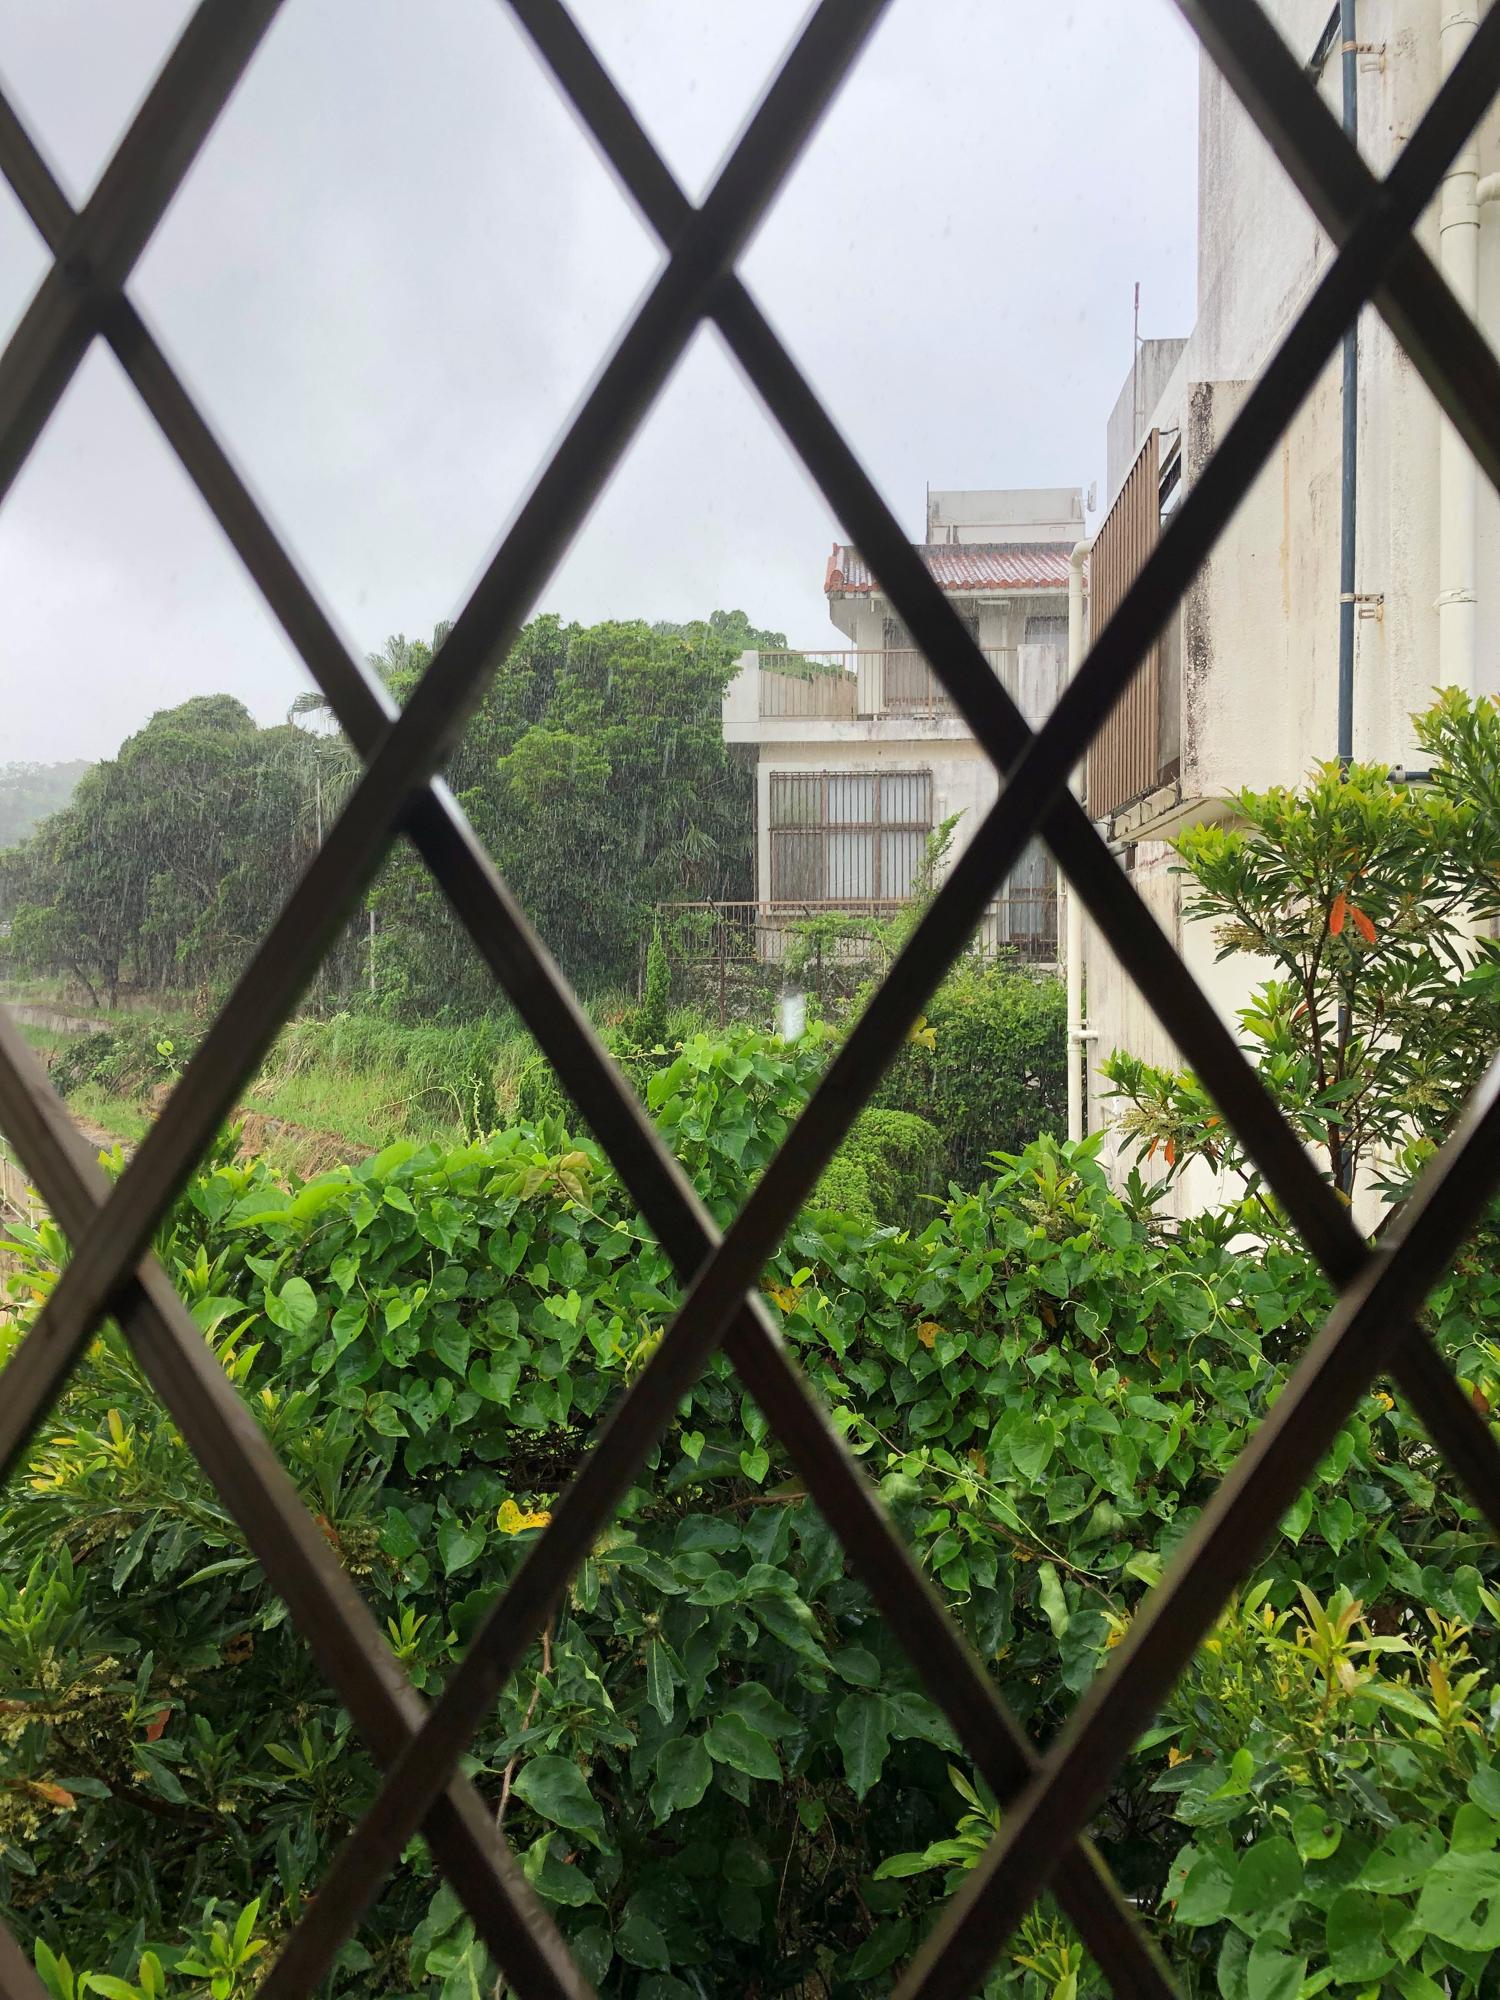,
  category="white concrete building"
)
[1079,0,1500,1207]
[722,487,1085,961]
